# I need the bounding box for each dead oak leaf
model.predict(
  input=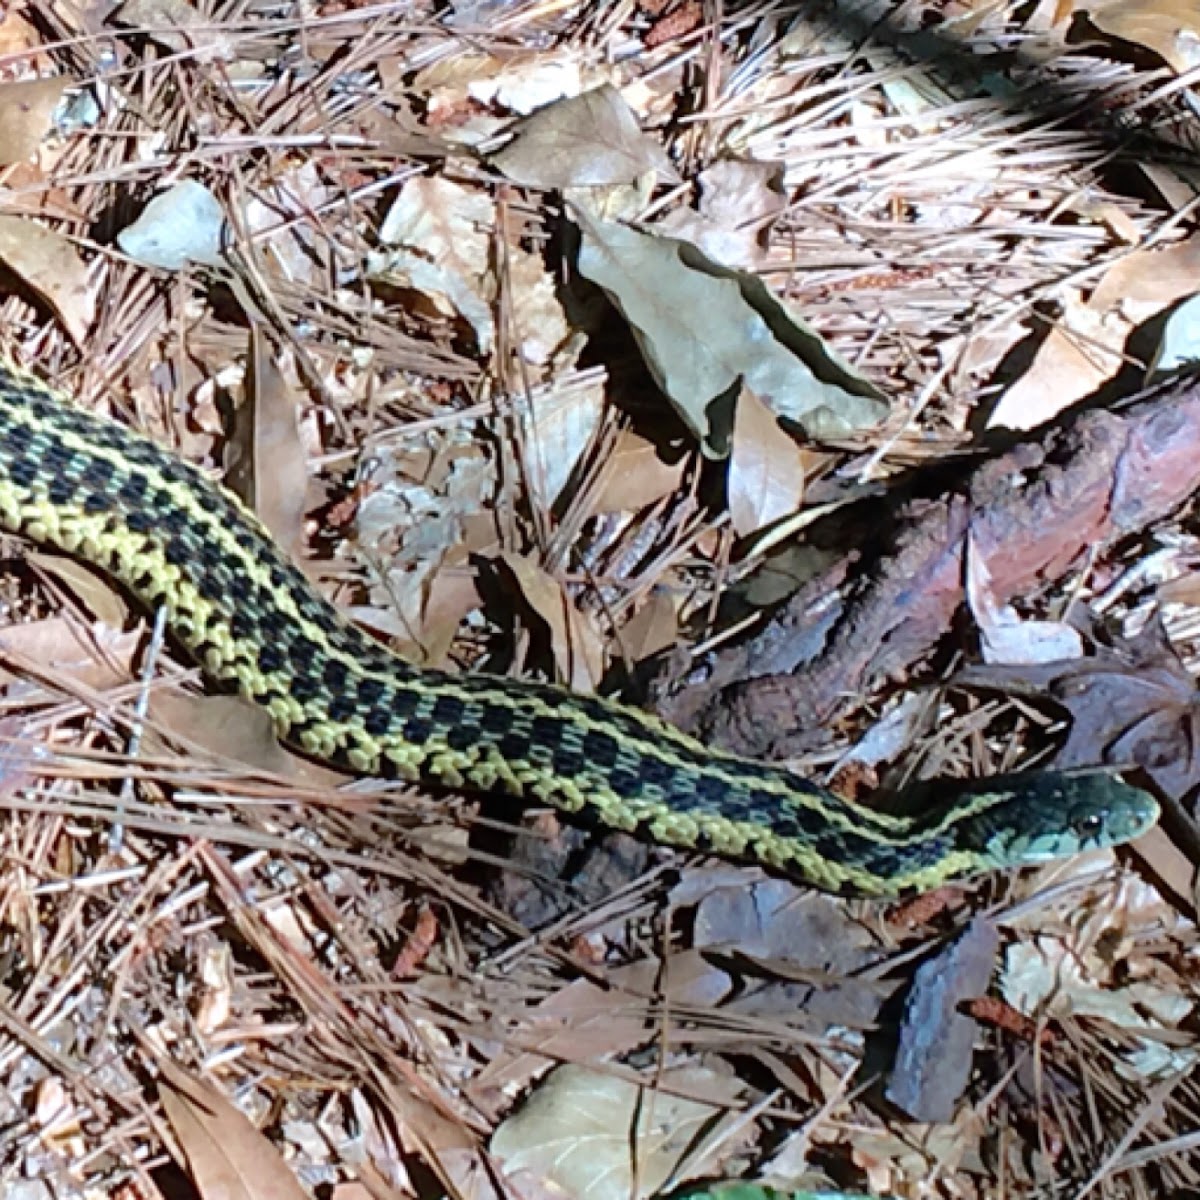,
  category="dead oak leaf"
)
[156,1056,310,1200]
[0,215,94,345]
